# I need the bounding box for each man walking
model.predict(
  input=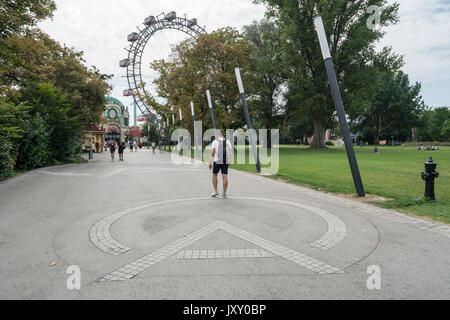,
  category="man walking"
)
[109,141,116,162]
[129,140,134,152]
[118,141,125,161]
[209,130,232,199]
